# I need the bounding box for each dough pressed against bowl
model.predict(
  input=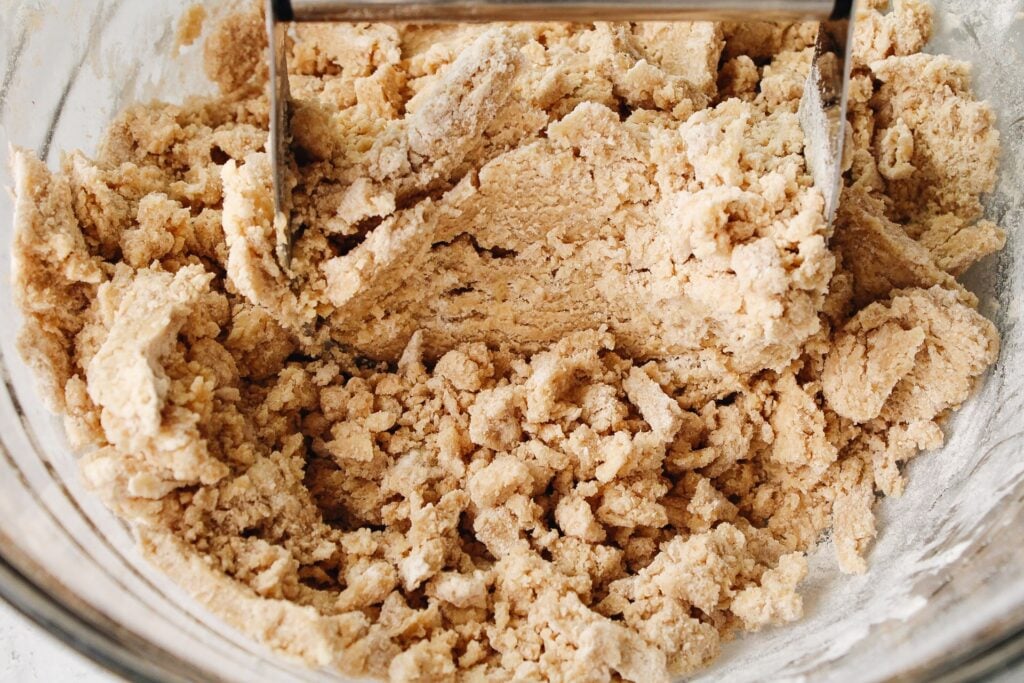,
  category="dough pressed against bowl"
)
[9,1,1006,680]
